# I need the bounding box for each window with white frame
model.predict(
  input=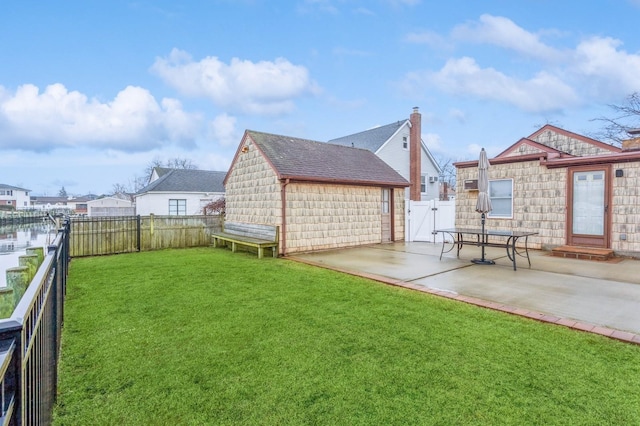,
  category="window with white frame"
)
[169,199,187,215]
[420,175,427,194]
[402,136,408,150]
[488,179,513,218]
